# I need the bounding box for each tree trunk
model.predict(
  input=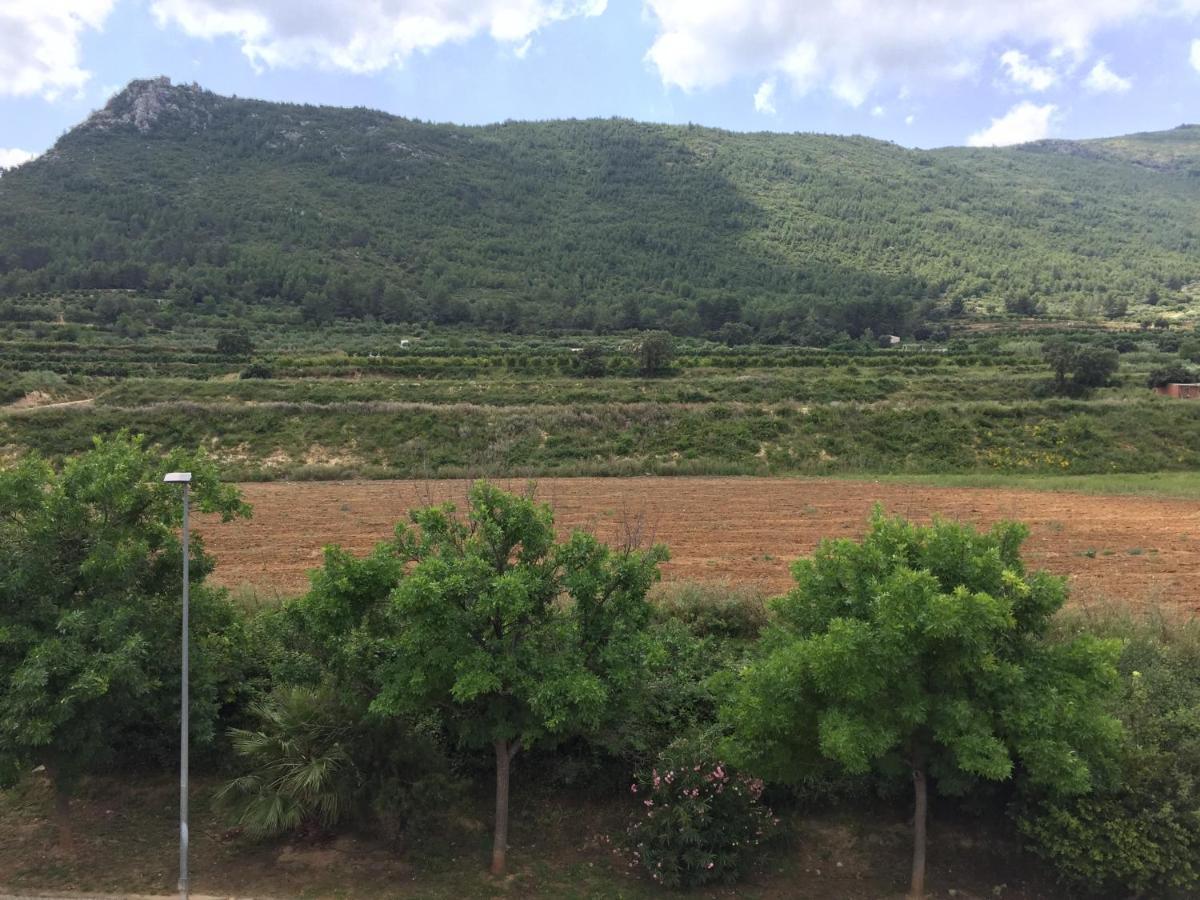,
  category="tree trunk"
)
[44,764,75,855]
[909,751,928,900]
[491,739,519,876]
